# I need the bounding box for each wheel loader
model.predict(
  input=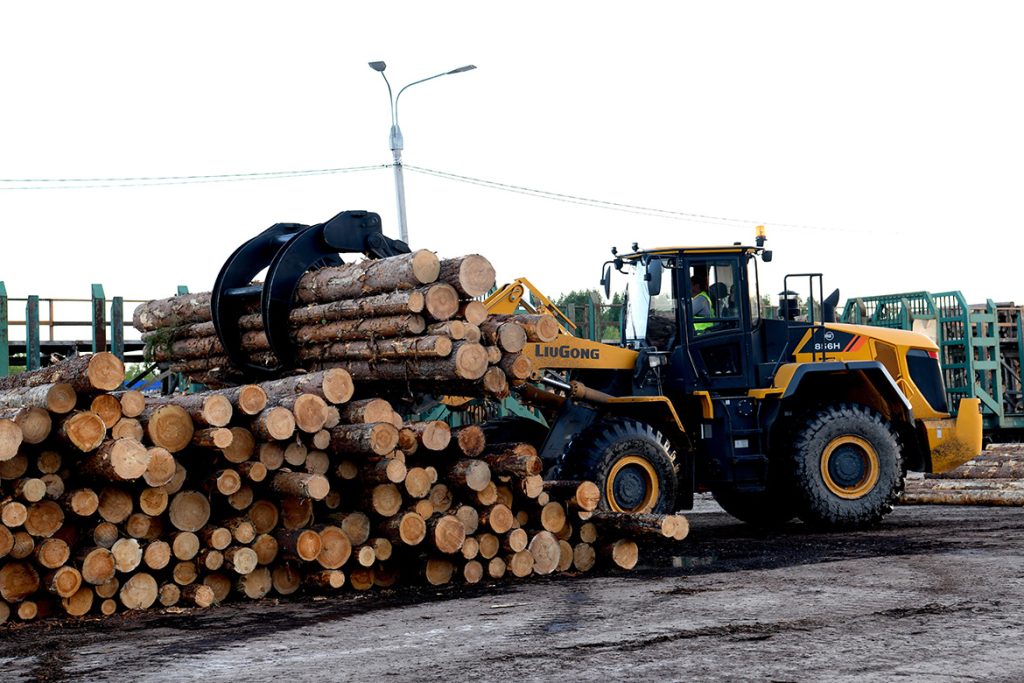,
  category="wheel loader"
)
[483,227,983,529]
